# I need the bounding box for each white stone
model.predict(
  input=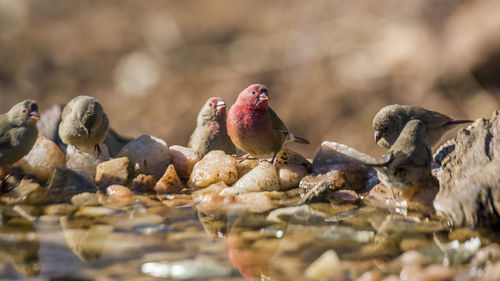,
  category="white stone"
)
[117,135,171,179]
[14,136,65,182]
[222,161,279,194]
[188,151,238,189]
[65,143,110,178]
[278,164,308,190]
[312,141,376,172]
[305,250,342,280]
[168,145,200,179]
